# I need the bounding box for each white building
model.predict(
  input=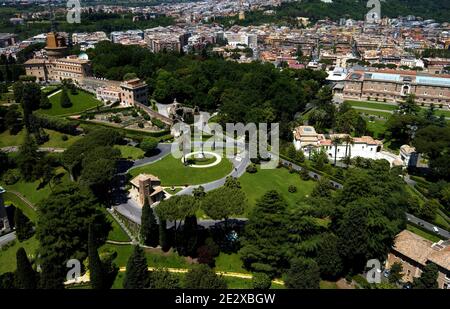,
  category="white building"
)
[224,32,257,48]
[293,126,404,166]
